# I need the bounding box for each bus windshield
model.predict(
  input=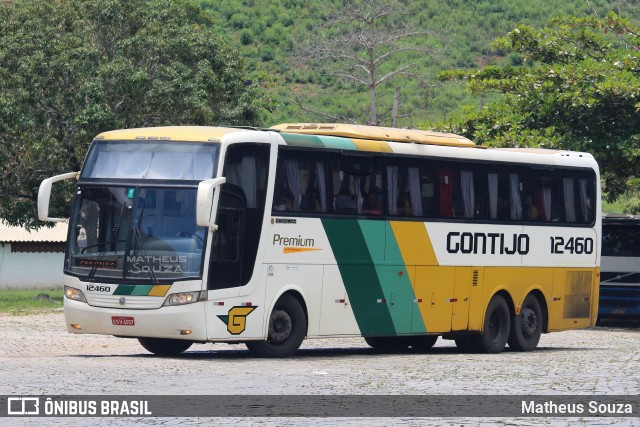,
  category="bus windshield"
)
[602,224,640,257]
[67,186,206,282]
[81,140,218,180]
